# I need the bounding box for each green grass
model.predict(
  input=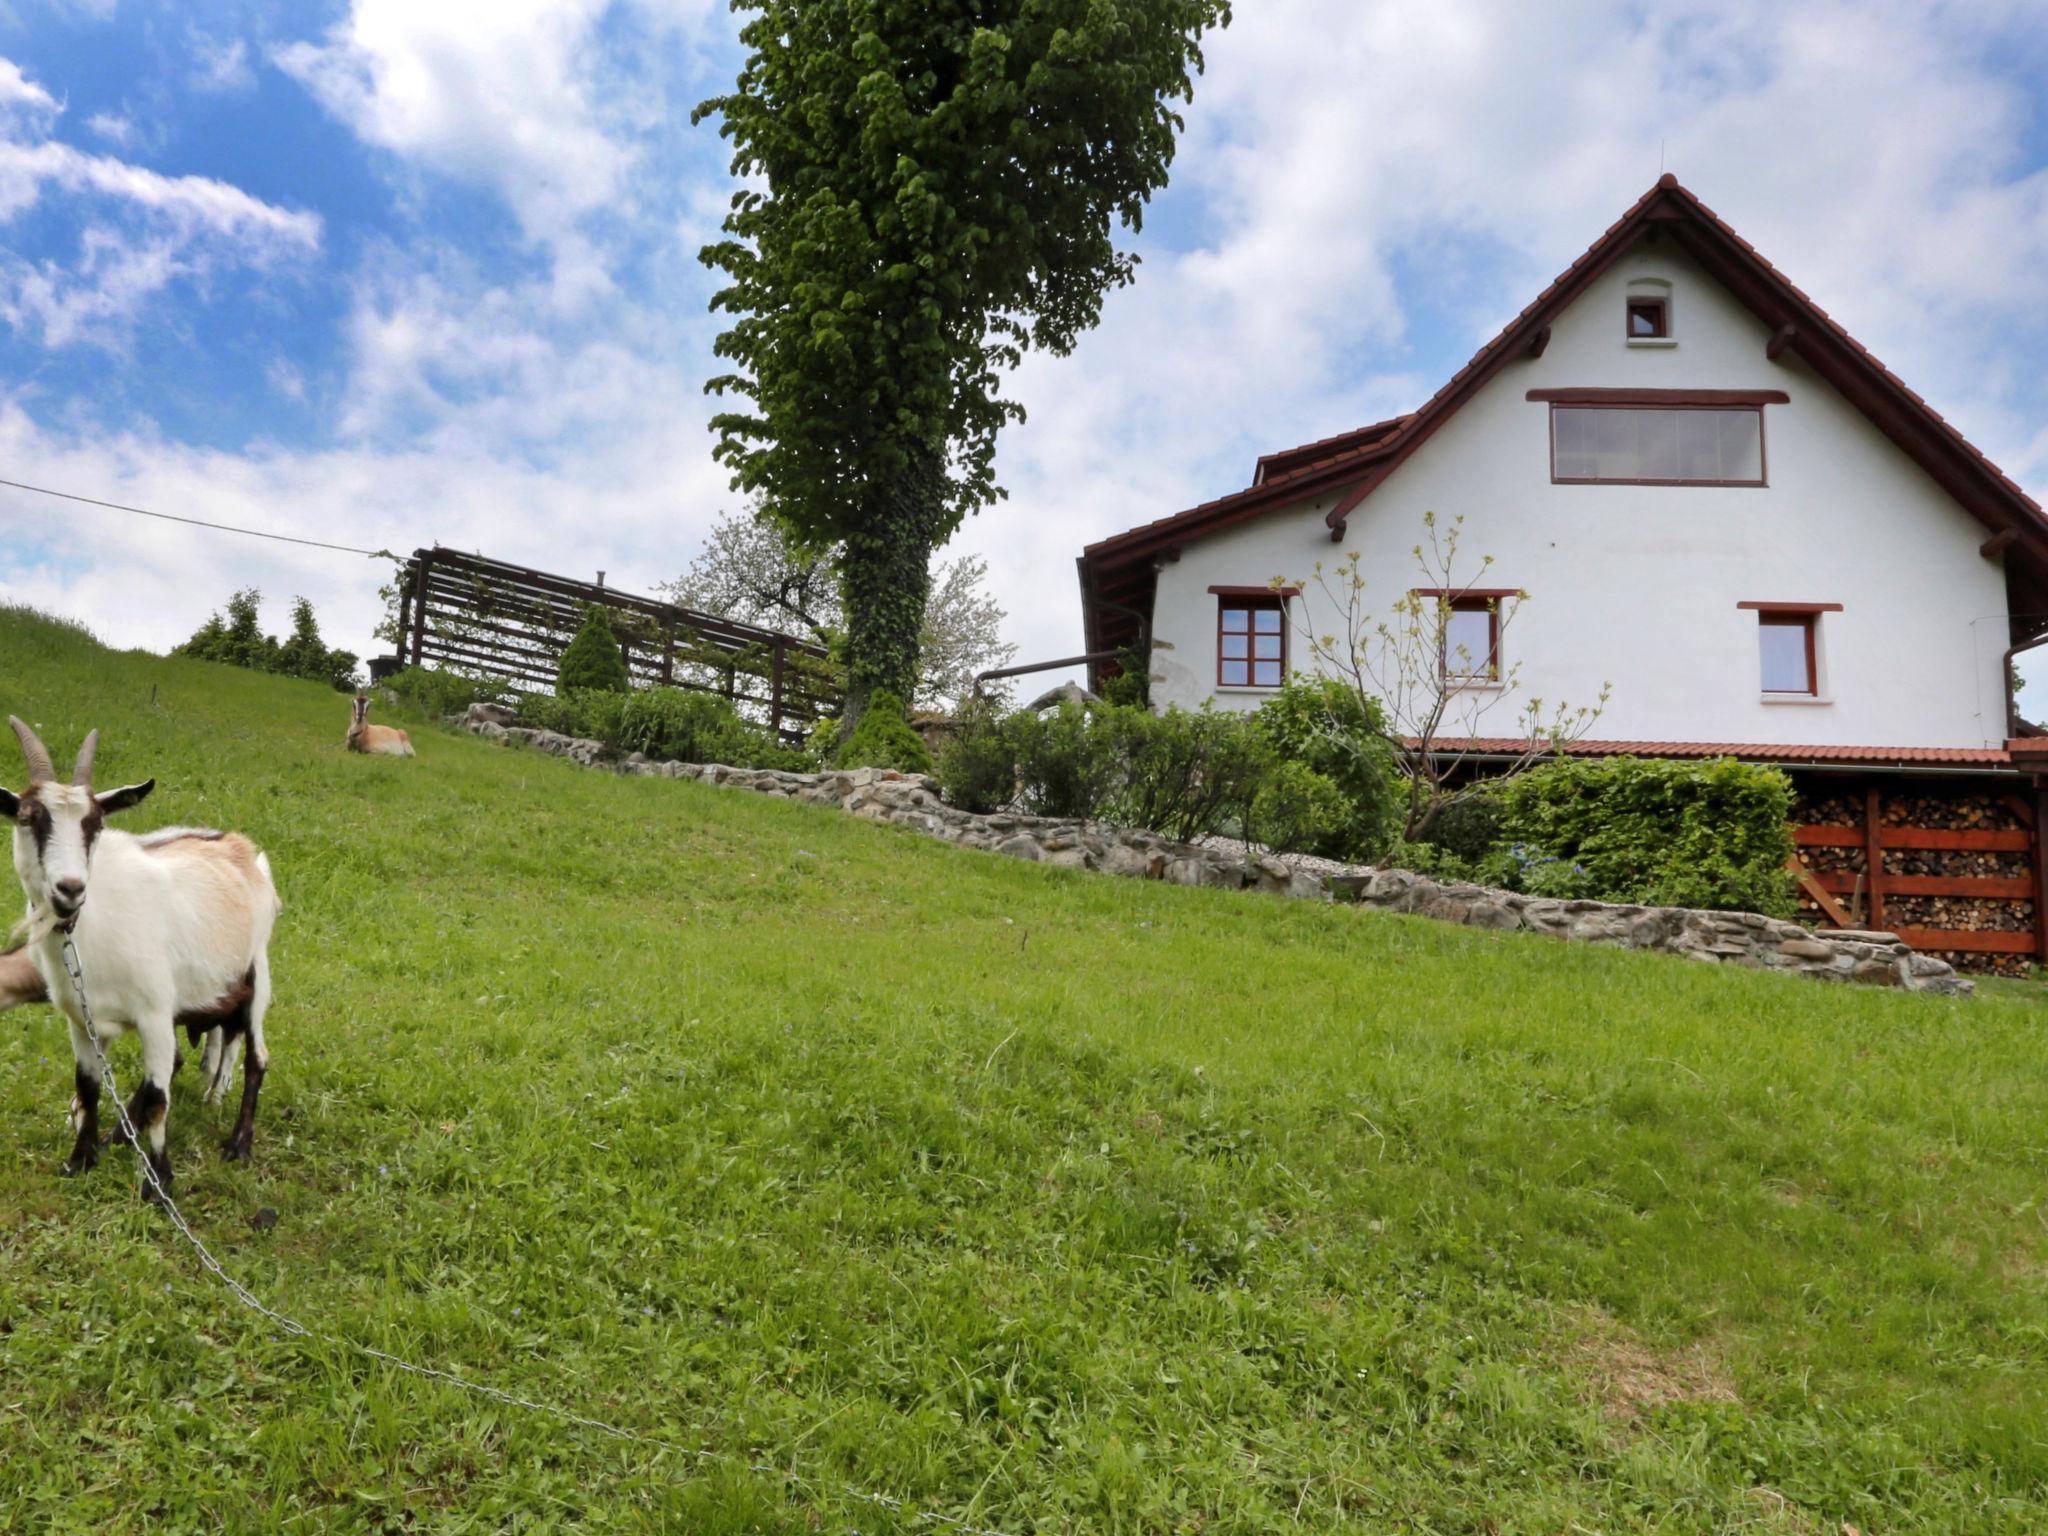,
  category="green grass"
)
[1,602,2045,1534]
